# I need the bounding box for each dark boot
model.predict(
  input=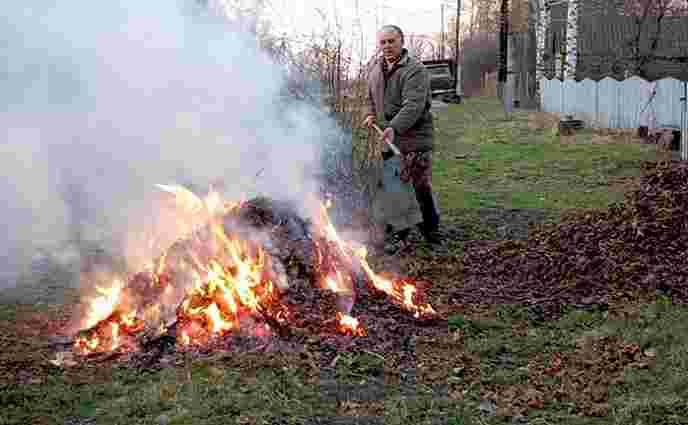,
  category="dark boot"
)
[384,228,413,255]
[416,223,442,244]
[414,188,441,244]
